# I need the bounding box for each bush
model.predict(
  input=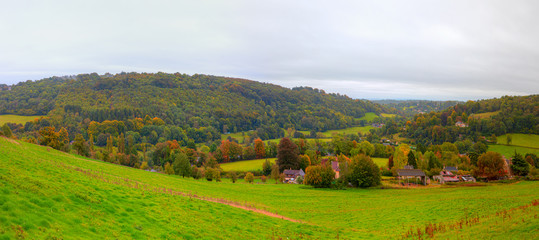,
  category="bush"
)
[244,172,255,183]
[191,166,203,179]
[304,164,335,188]
[381,168,392,177]
[296,175,304,184]
[261,175,267,183]
[346,154,381,188]
[228,171,238,183]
